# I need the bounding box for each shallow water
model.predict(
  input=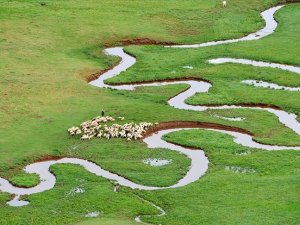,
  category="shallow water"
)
[182,65,193,69]
[85,211,101,218]
[143,158,172,167]
[242,80,300,91]
[134,194,166,223]
[7,195,29,207]
[209,58,300,74]
[225,166,256,174]
[214,115,245,121]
